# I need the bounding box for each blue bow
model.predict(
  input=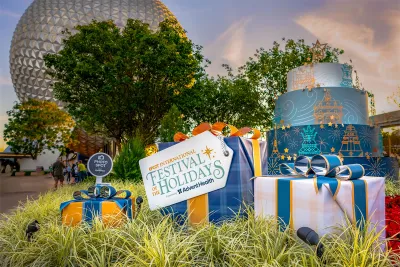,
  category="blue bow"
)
[279,155,364,199]
[60,185,133,223]
[277,154,367,228]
